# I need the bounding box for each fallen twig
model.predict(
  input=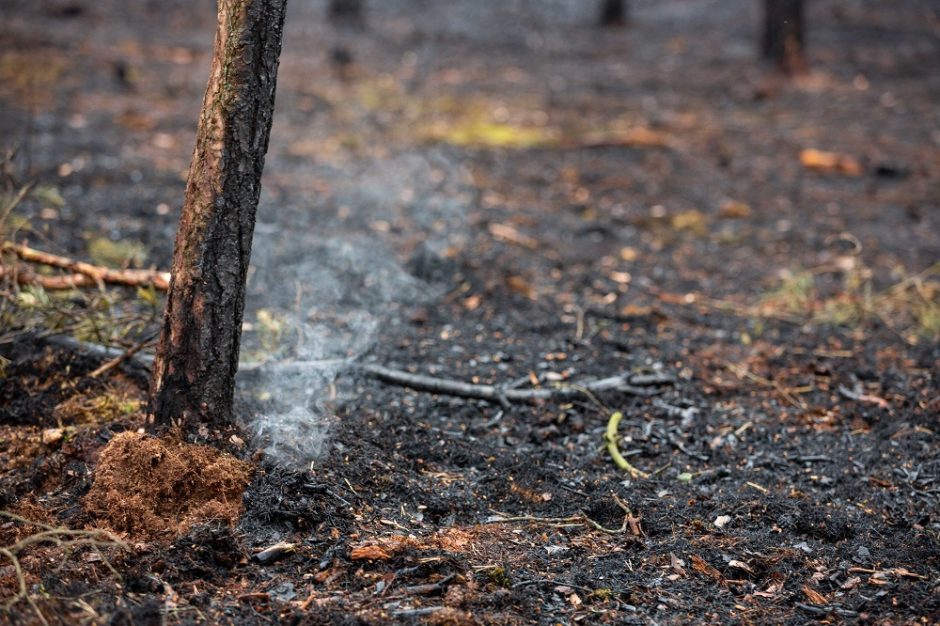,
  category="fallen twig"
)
[604,412,649,479]
[401,573,456,596]
[88,332,158,379]
[37,336,674,409]
[0,264,100,290]
[1,241,170,290]
[837,384,889,408]
[0,511,127,626]
[0,183,34,228]
[486,491,643,537]
[724,361,806,409]
[360,363,669,407]
[511,579,596,593]
[391,607,443,618]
